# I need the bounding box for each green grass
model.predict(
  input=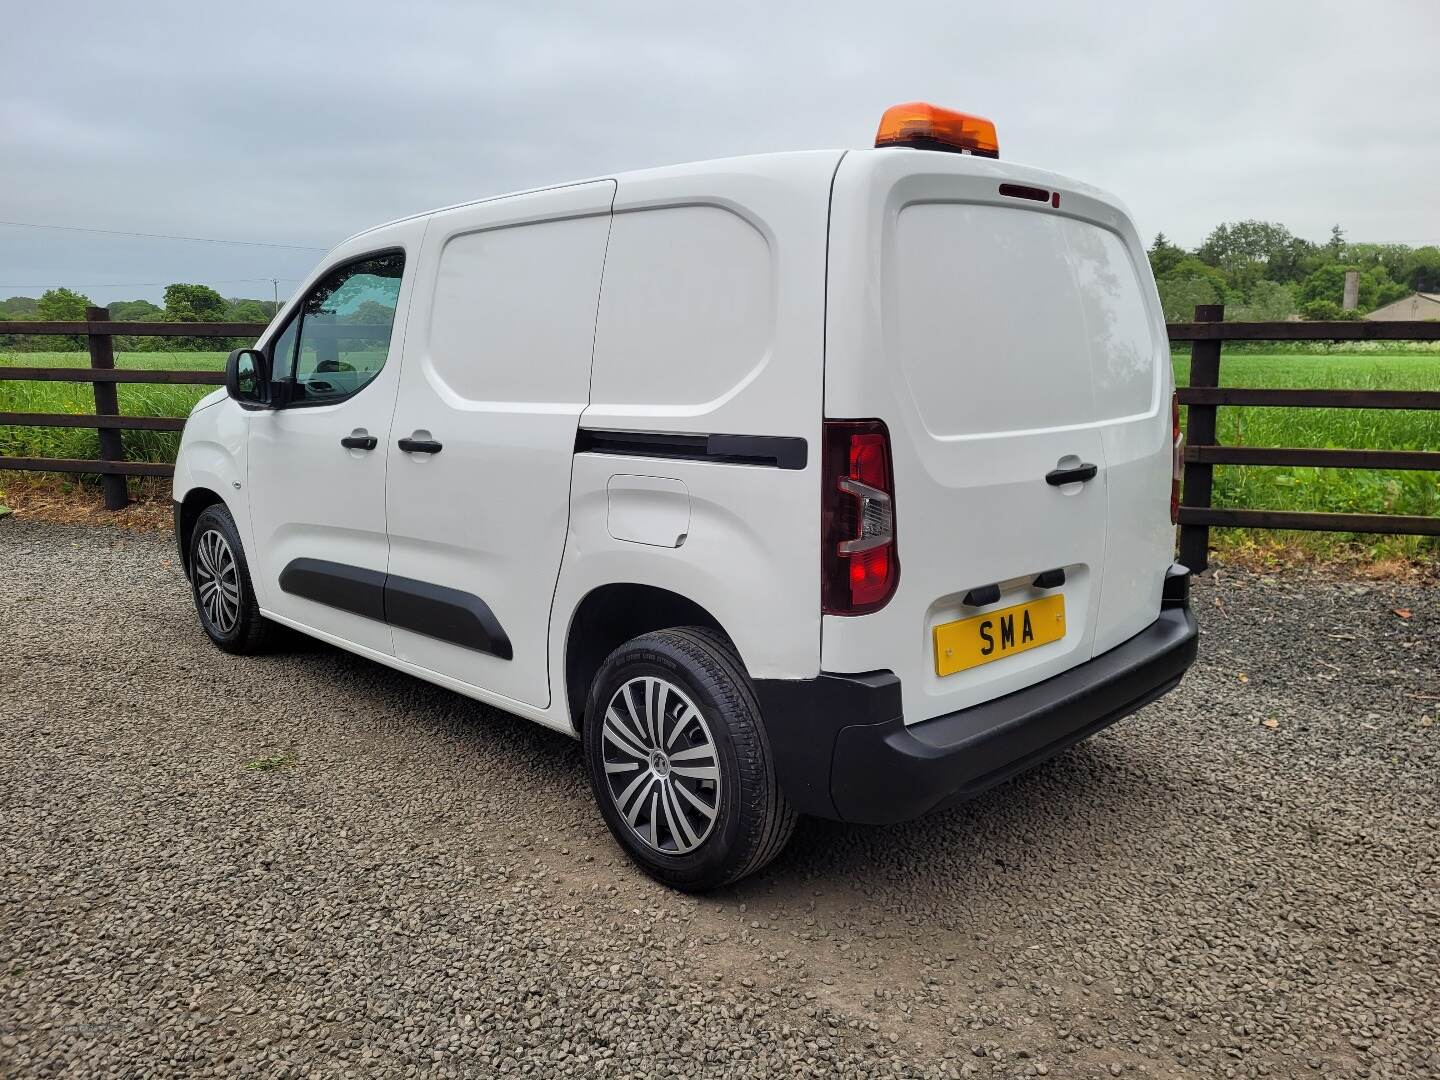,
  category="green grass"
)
[0,350,225,463]
[1172,350,1440,558]
[243,754,296,772]
[4,347,1437,559]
